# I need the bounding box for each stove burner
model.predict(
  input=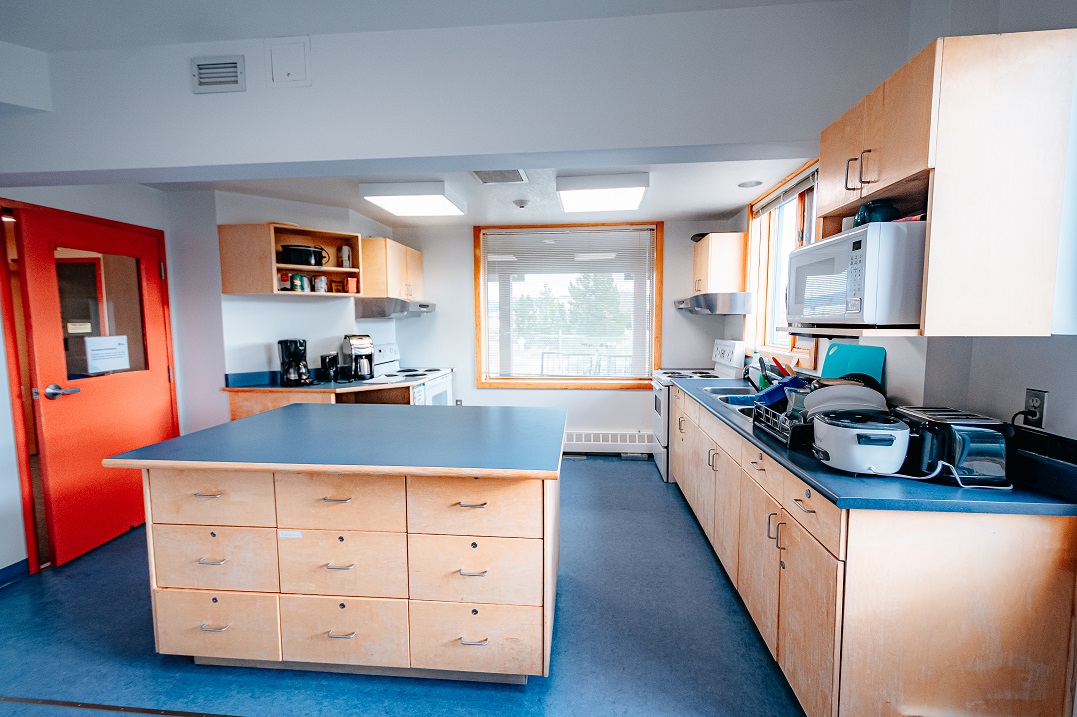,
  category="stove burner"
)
[397,369,420,373]
[383,373,398,377]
